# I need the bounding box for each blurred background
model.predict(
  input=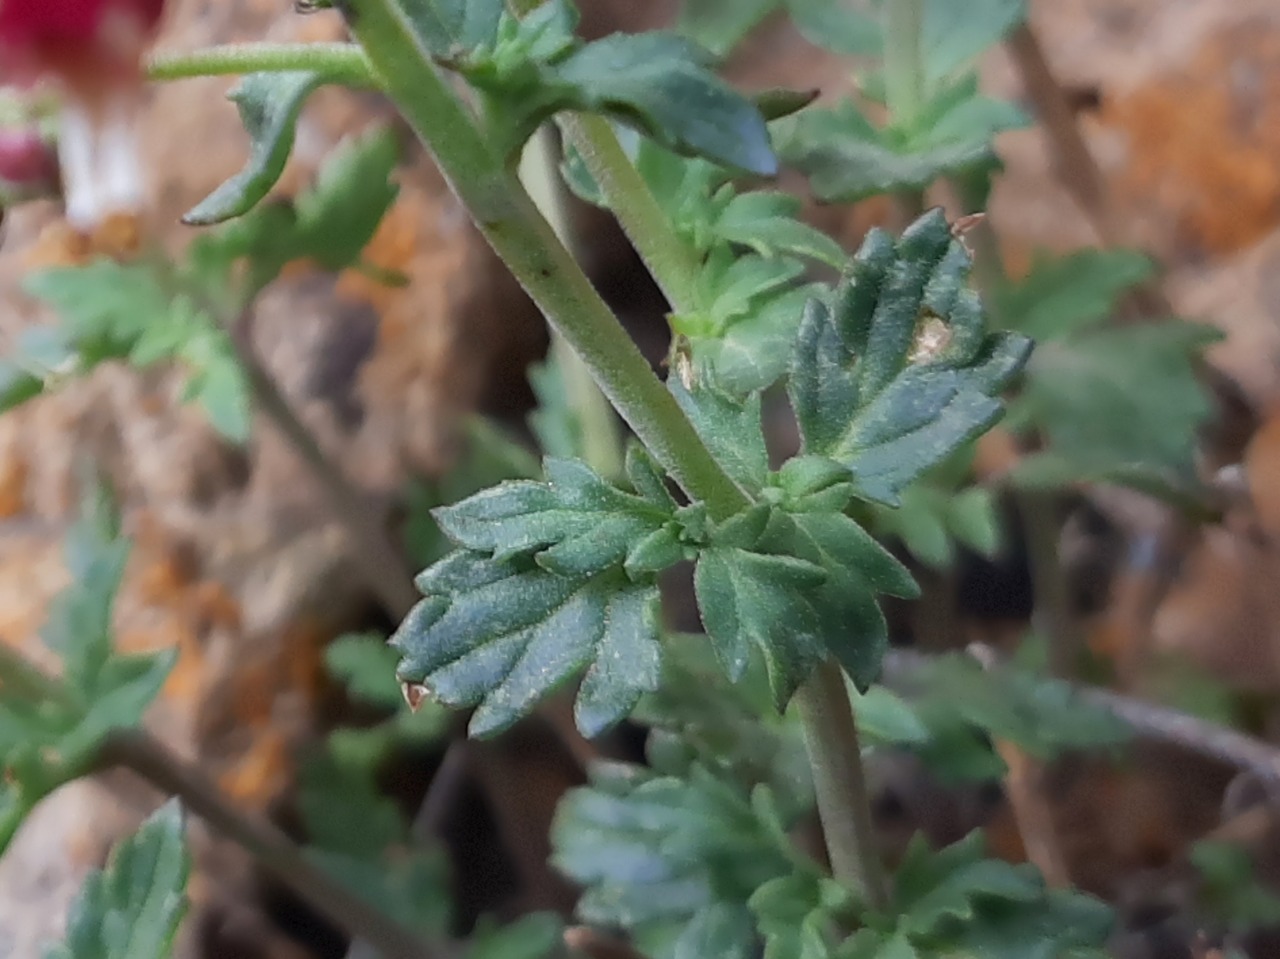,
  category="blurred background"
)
[3,0,1280,957]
